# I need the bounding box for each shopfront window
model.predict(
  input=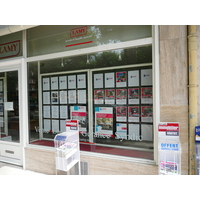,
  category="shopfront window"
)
[27,25,152,57]
[28,45,153,160]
